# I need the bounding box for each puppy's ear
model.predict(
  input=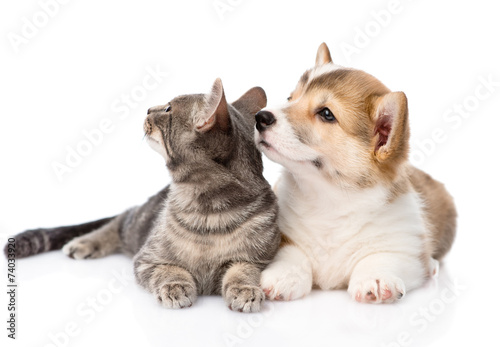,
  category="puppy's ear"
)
[372,92,409,163]
[197,78,229,132]
[315,42,333,66]
[232,86,267,116]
